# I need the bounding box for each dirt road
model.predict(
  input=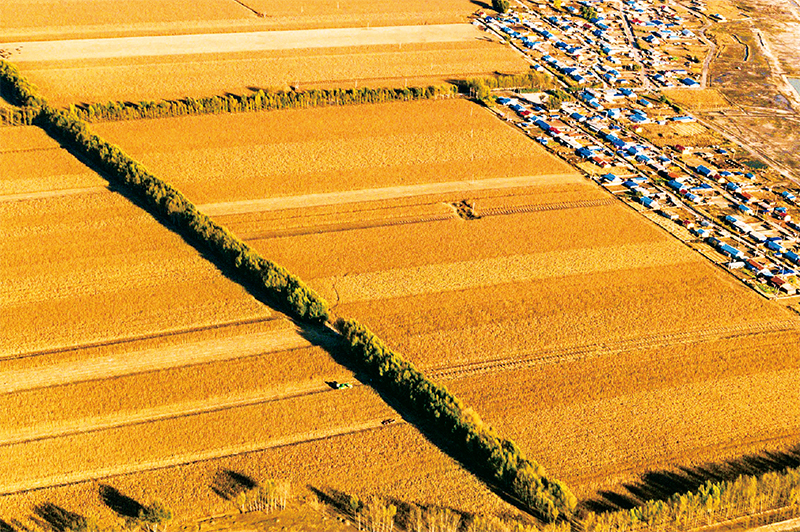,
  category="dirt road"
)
[0,24,482,62]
